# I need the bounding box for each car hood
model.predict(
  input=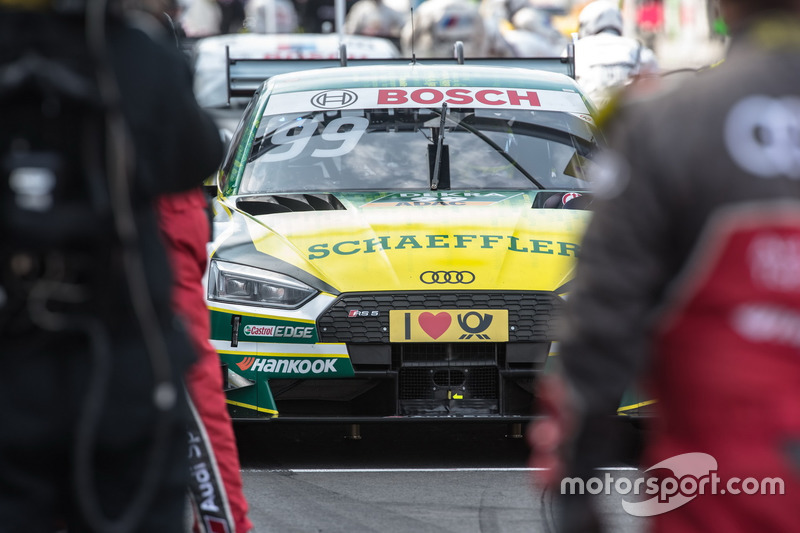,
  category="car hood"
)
[212,191,589,293]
